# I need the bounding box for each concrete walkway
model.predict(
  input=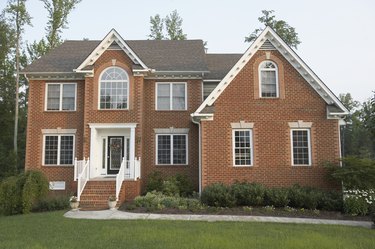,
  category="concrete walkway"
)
[64,209,373,229]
